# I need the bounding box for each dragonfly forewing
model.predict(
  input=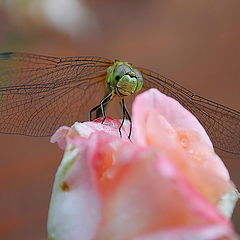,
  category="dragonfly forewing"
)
[0,52,113,136]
